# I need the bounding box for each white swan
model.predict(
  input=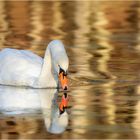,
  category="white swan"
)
[0,40,69,90]
[0,86,69,134]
